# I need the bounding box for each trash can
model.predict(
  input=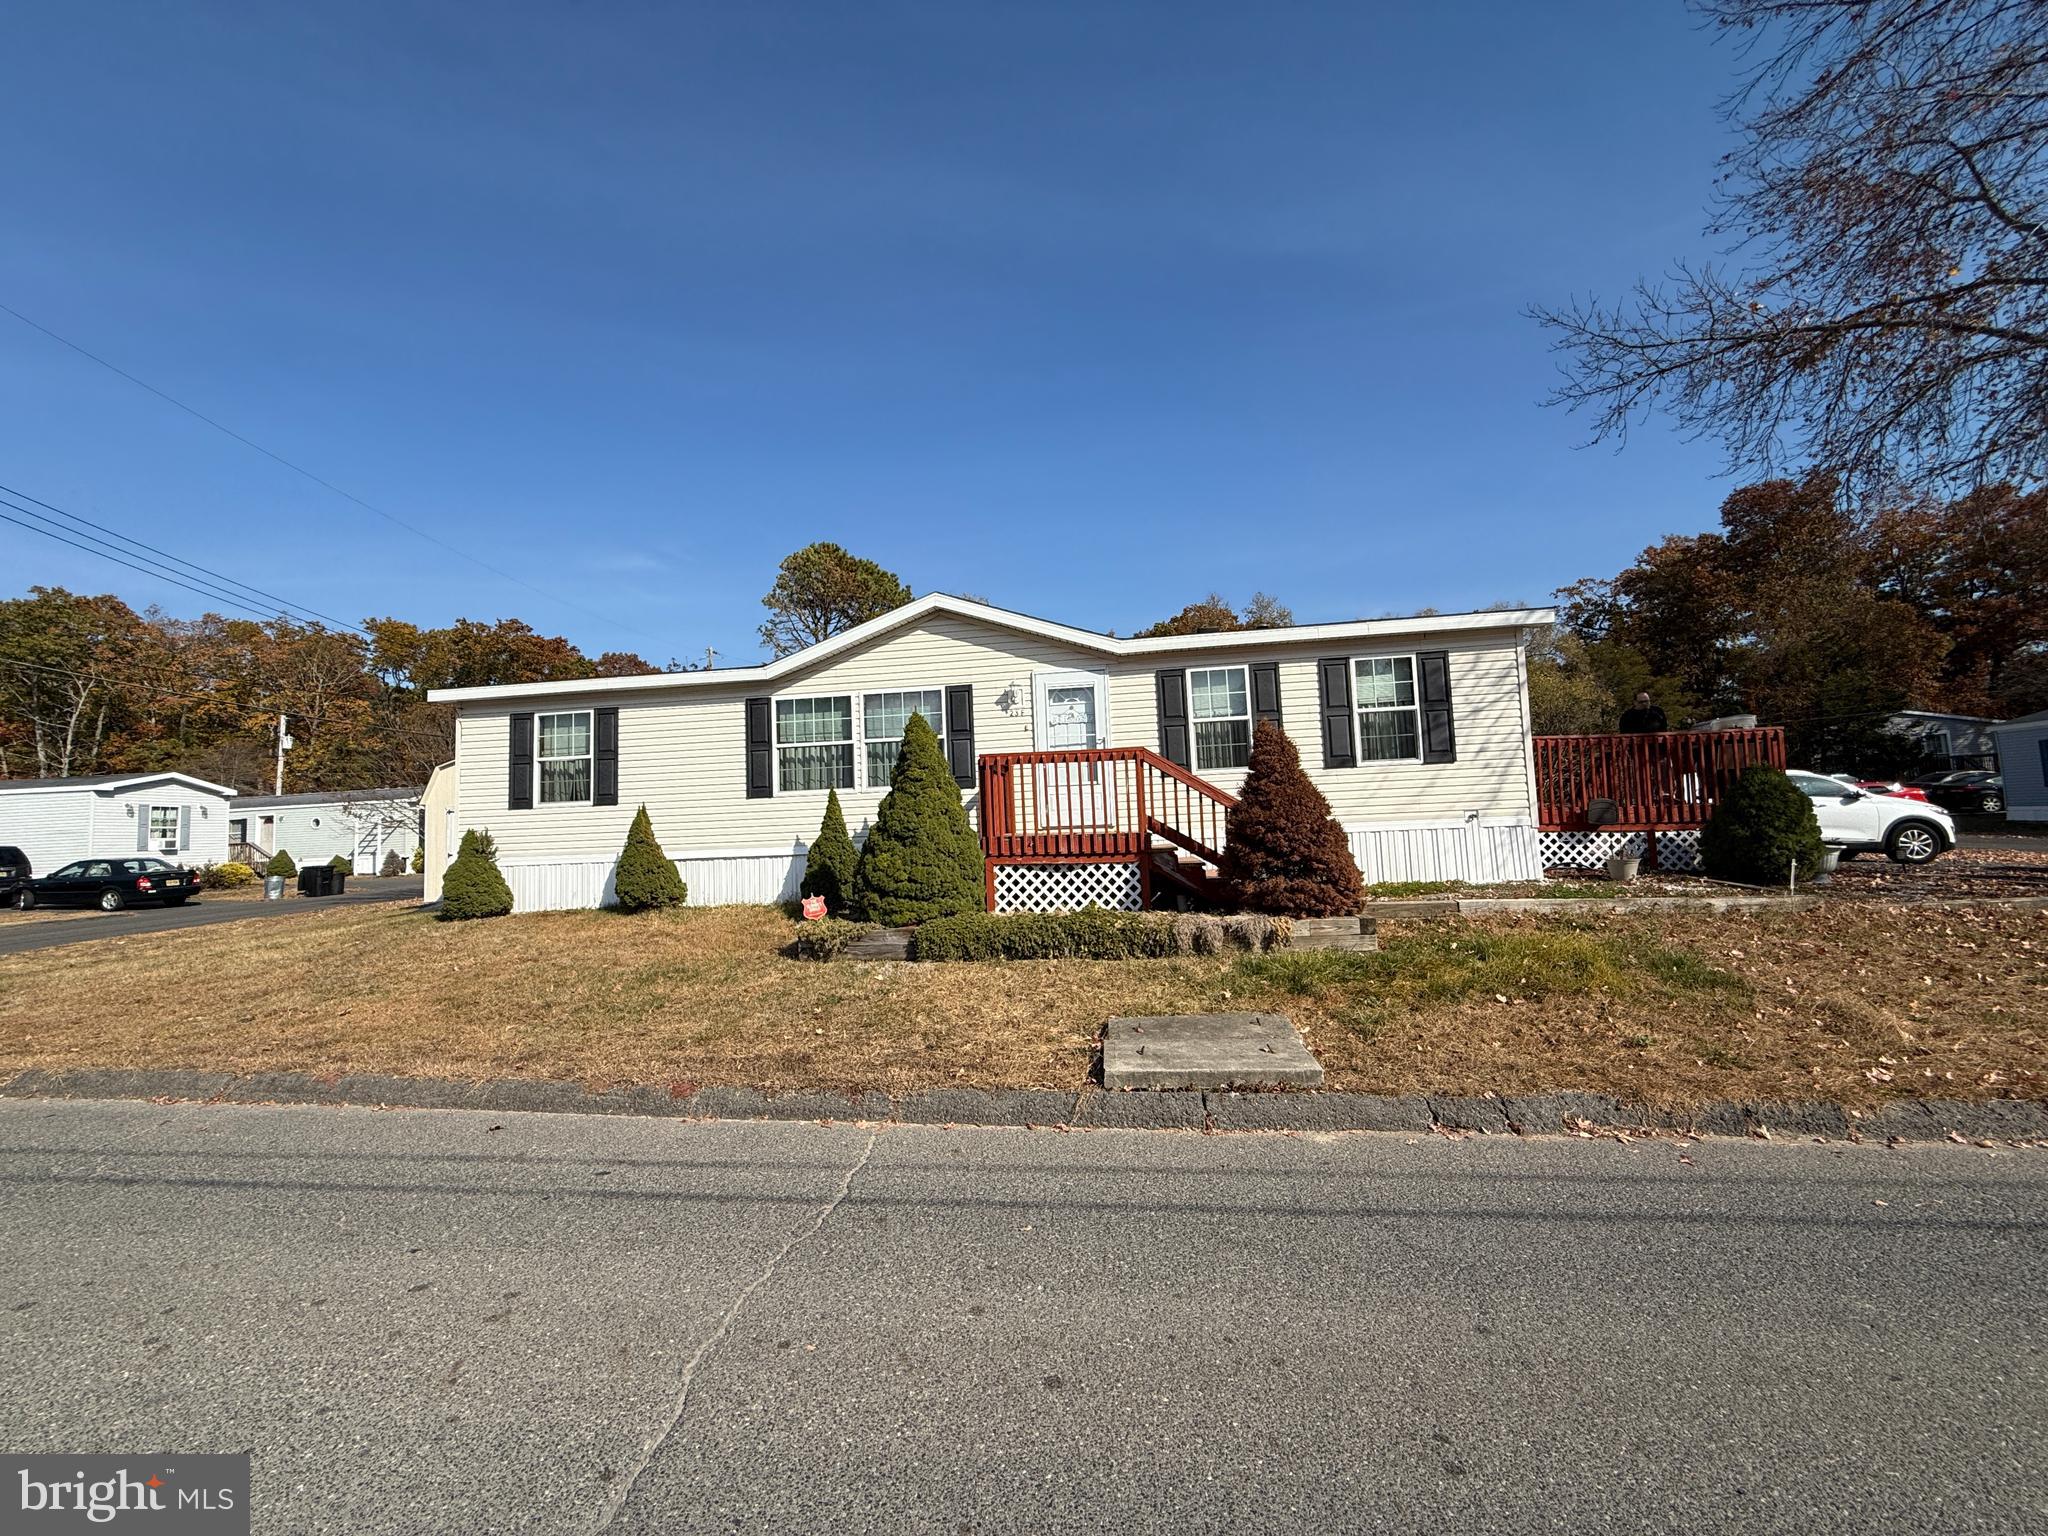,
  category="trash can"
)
[263,875,286,901]
[331,869,348,895]
[298,866,335,898]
